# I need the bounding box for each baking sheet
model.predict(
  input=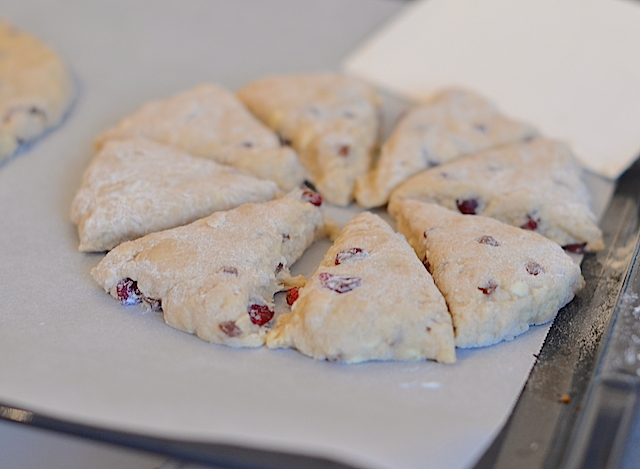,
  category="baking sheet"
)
[0,2,615,469]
